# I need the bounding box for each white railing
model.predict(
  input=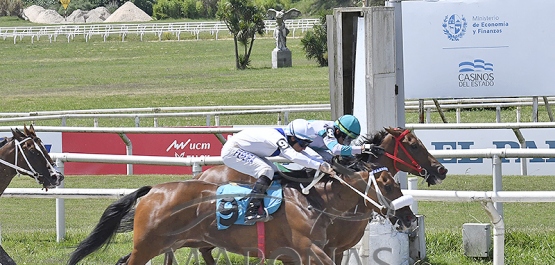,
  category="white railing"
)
[0,19,320,43]
[0,104,330,126]
[4,148,555,265]
[1,96,552,126]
